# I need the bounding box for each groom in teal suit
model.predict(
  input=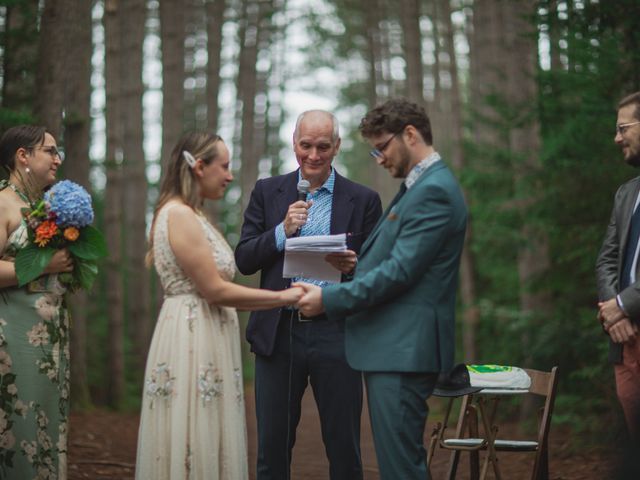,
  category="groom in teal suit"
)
[297,98,467,479]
